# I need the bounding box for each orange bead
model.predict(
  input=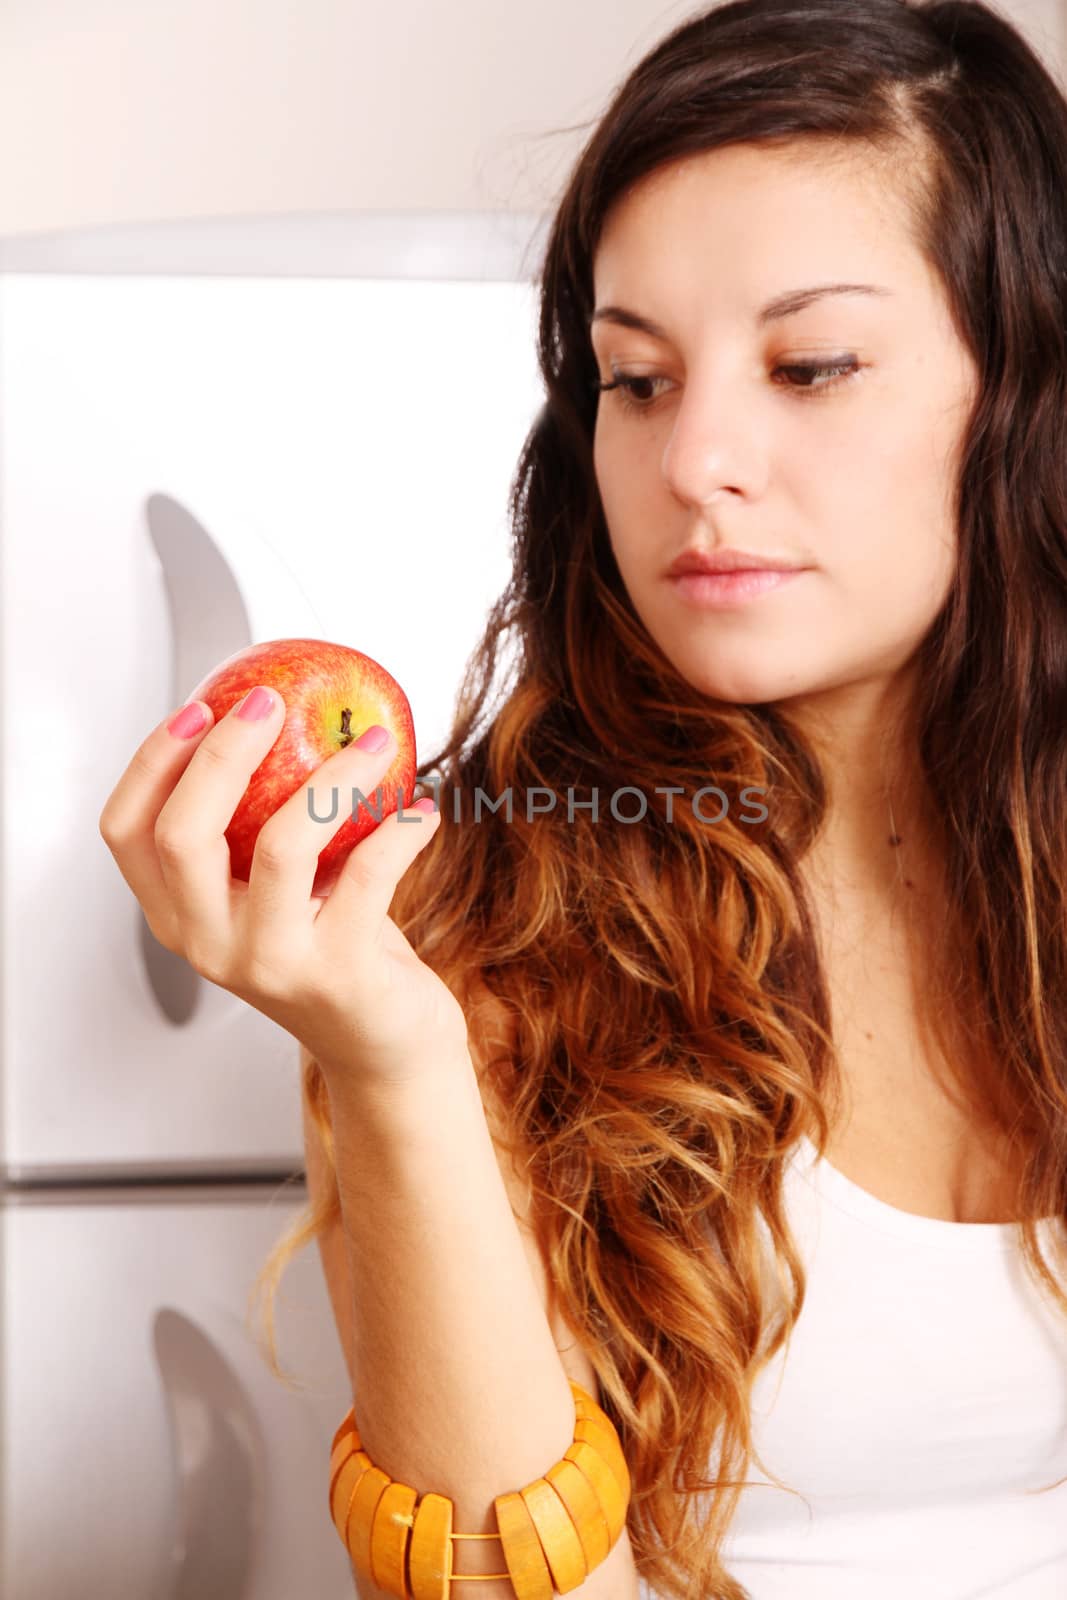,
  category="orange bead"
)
[329,1434,356,1500]
[331,1449,374,1532]
[519,1477,588,1593]
[371,1479,418,1596]
[494,1489,556,1600]
[573,1417,631,1502]
[564,1439,628,1544]
[569,1382,613,1435]
[346,1465,392,1591]
[543,1458,611,1569]
[408,1493,453,1600]
[569,1387,631,1493]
